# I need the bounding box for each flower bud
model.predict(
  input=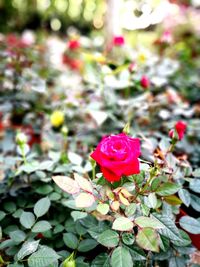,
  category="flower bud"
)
[63,259,76,267]
[169,121,187,141]
[140,75,150,89]
[50,110,65,128]
[16,132,28,145]
[61,126,68,135]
